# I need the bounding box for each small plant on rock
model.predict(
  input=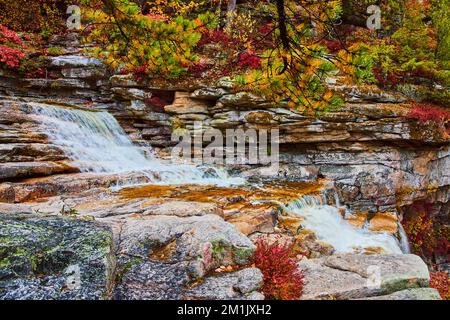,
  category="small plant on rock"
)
[252,237,304,300]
